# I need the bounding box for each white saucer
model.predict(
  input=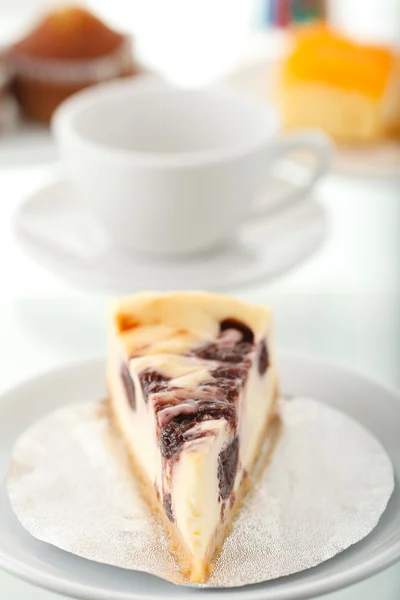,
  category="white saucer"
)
[0,121,56,167]
[0,354,399,600]
[224,61,400,179]
[13,178,326,294]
